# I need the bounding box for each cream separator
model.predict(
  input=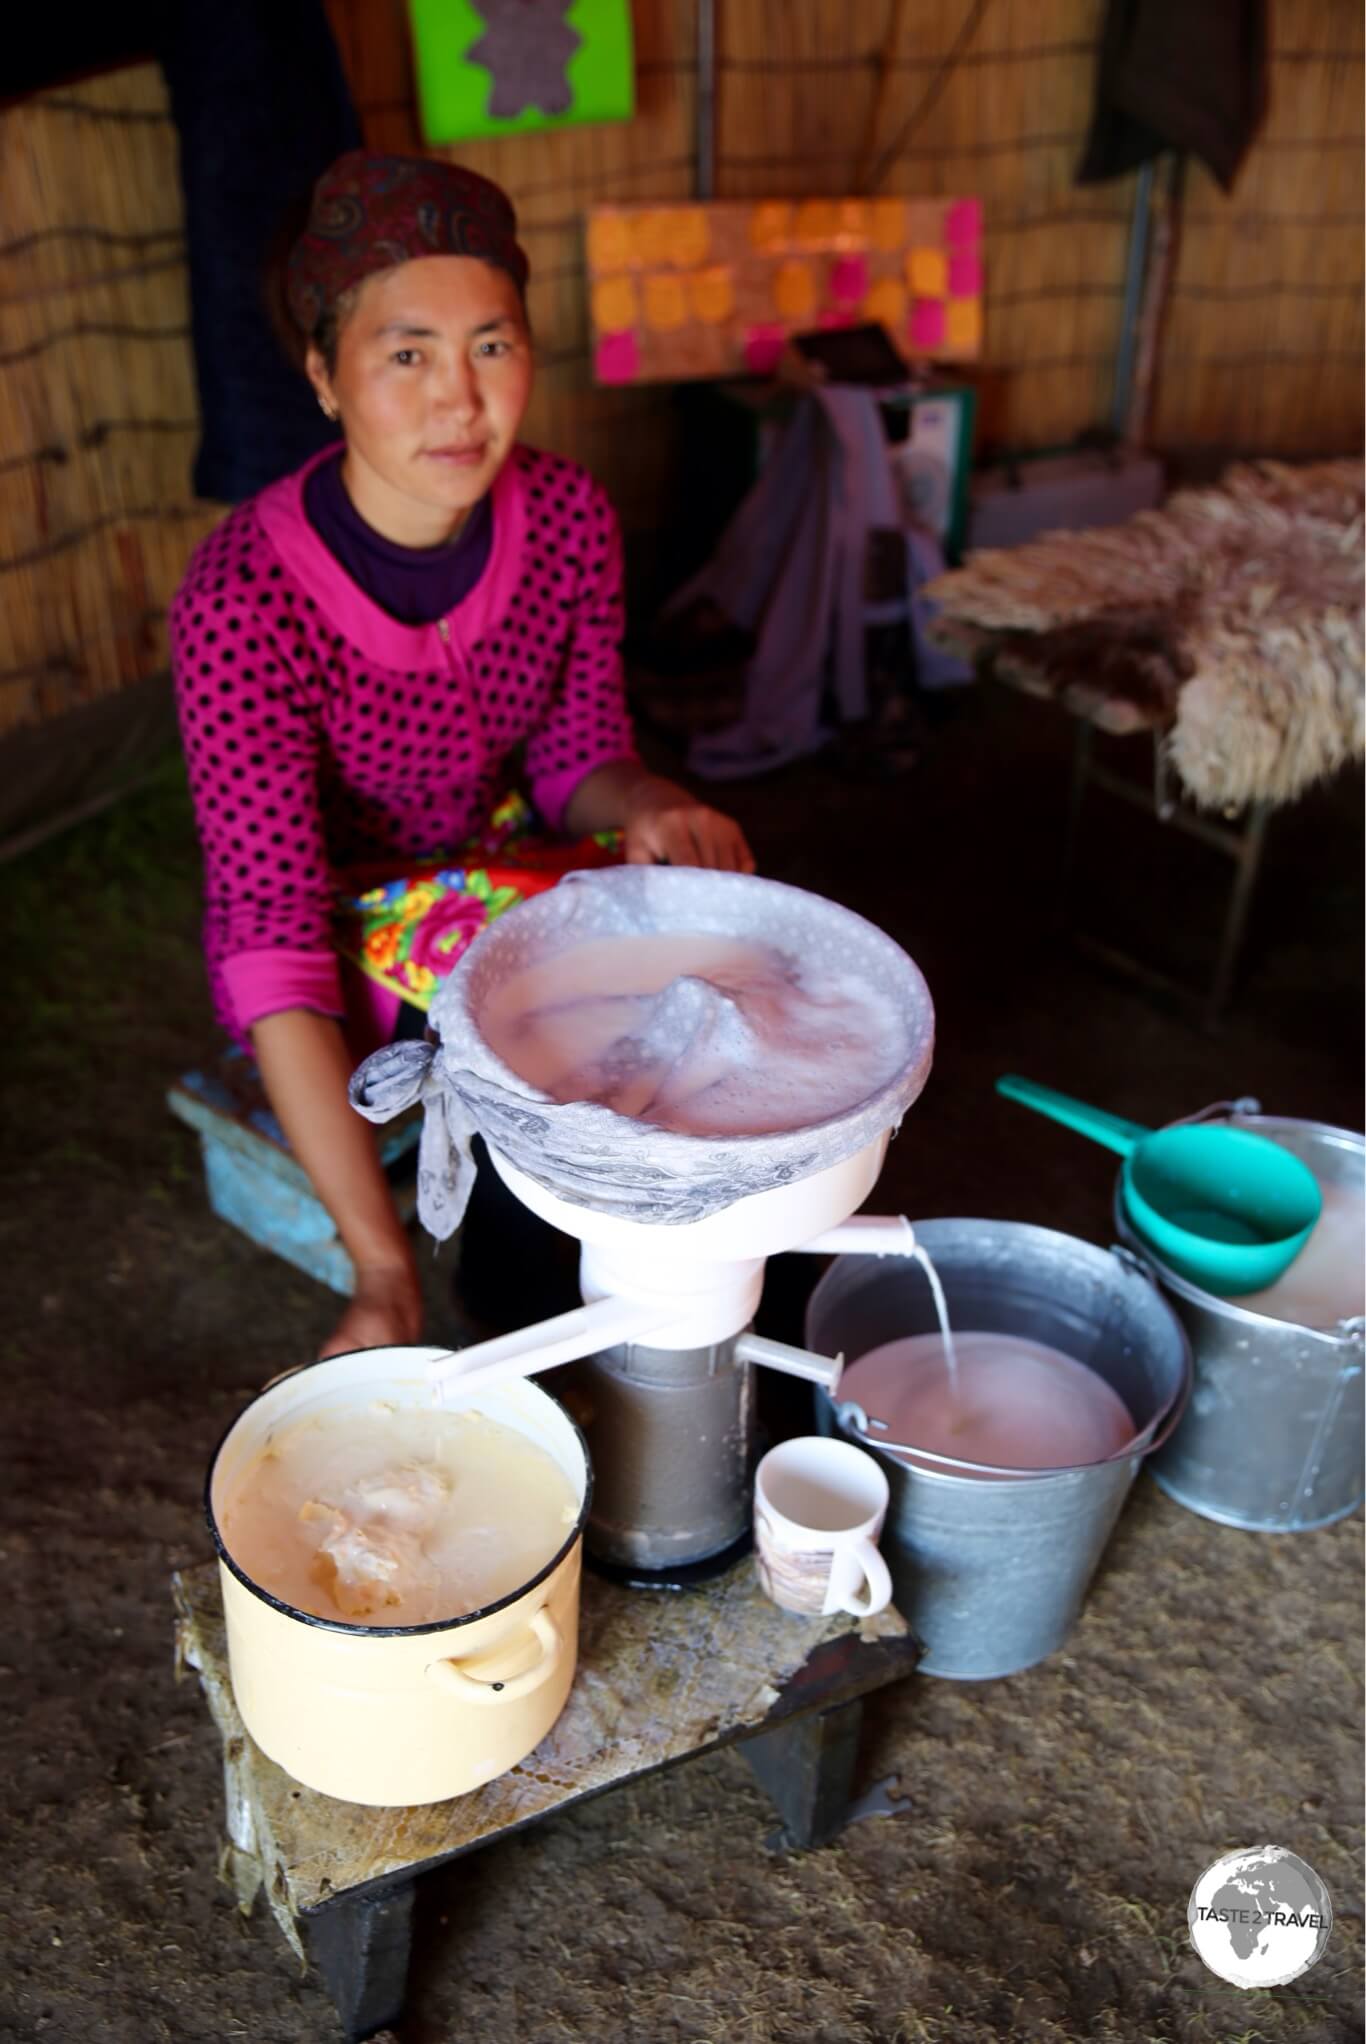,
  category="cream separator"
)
[351,866,936,1577]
